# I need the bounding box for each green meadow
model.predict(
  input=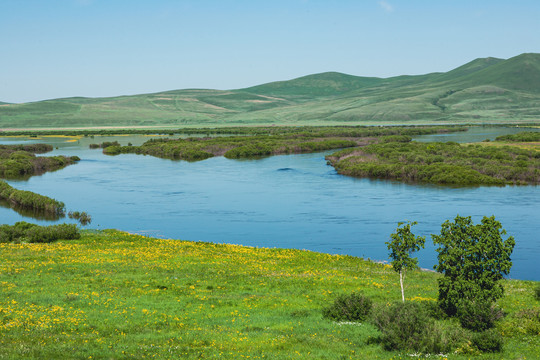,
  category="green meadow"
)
[1,53,540,129]
[0,230,539,359]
